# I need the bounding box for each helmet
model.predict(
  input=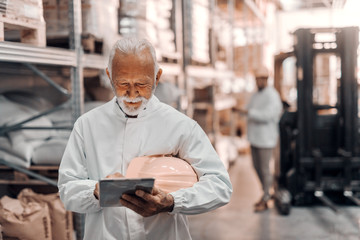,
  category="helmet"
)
[125,155,198,193]
[254,66,269,78]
